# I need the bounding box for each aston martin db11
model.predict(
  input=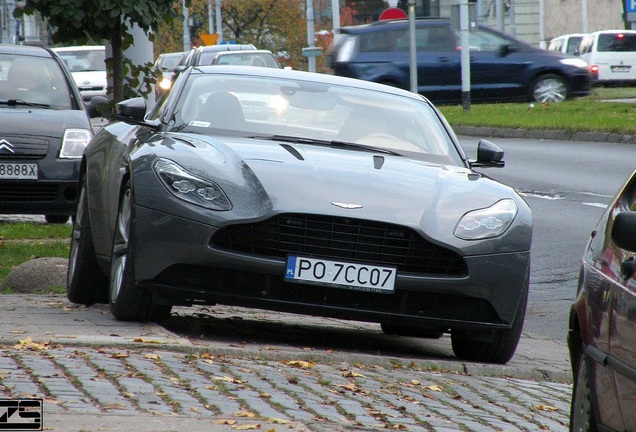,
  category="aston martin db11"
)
[67,66,532,364]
